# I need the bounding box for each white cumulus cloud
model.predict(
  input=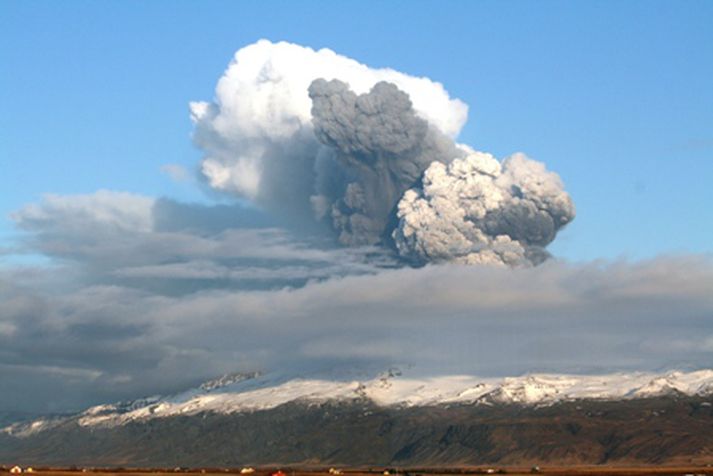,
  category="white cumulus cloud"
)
[190,39,467,207]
